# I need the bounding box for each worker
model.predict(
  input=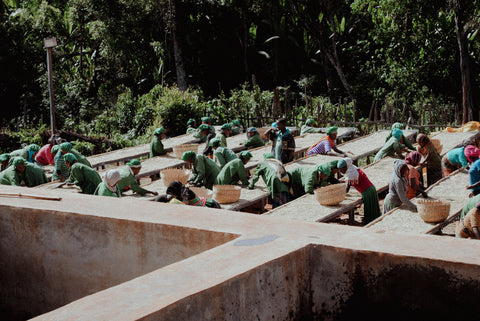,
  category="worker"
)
[264,118,296,164]
[166,180,221,208]
[216,151,252,185]
[324,160,341,185]
[417,133,442,186]
[116,159,158,196]
[337,157,381,224]
[456,202,480,239]
[374,128,407,162]
[460,193,480,220]
[0,157,26,186]
[216,123,232,147]
[404,151,427,199]
[383,159,417,214]
[300,118,323,135]
[9,143,40,164]
[195,124,216,156]
[0,153,10,171]
[442,145,480,177]
[186,118,197,134]
[467,158,480,197]
[23,162,48,187]
[288,163,332,199]
[211,138,237,169]
[384,123,415,150]
[35,137,57,166]
[64,153,101,194]
[94,169,122,197]
[306,126,347,157]
[241,127,265,149]
[231,119,244,135]
[52,142,72,181]
[248,153,291,208]
[153,193,185,205]
[150,127,167,157]
[182,151,220,189]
